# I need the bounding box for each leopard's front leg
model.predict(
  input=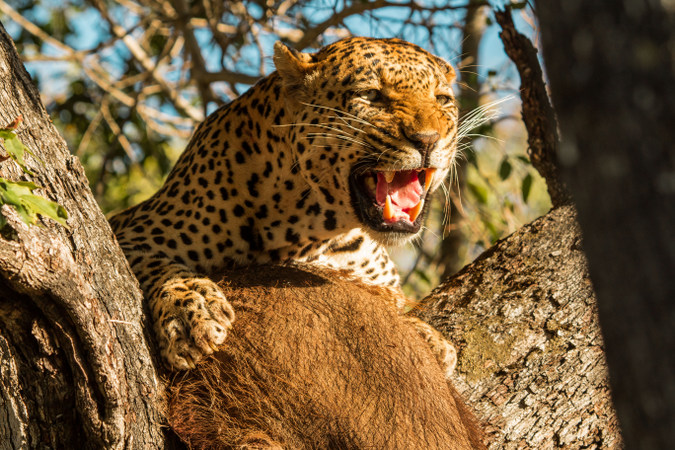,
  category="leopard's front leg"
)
[131,252,235,370]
